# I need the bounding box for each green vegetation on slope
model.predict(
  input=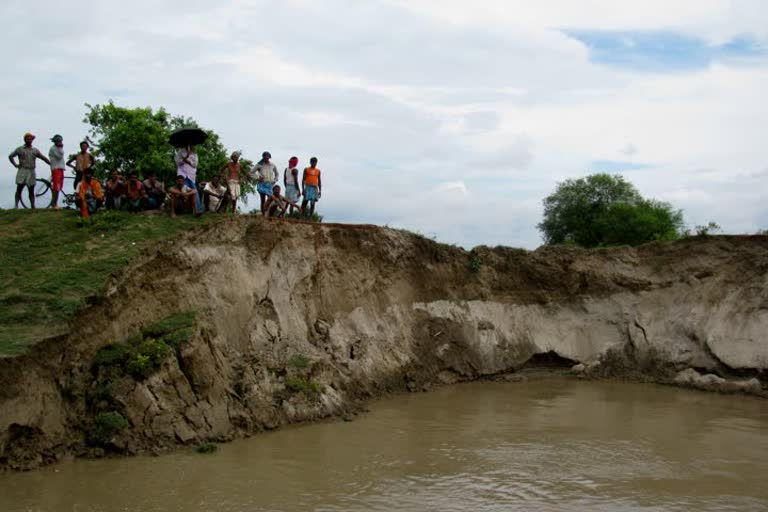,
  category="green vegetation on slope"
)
[0,209,220,355]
